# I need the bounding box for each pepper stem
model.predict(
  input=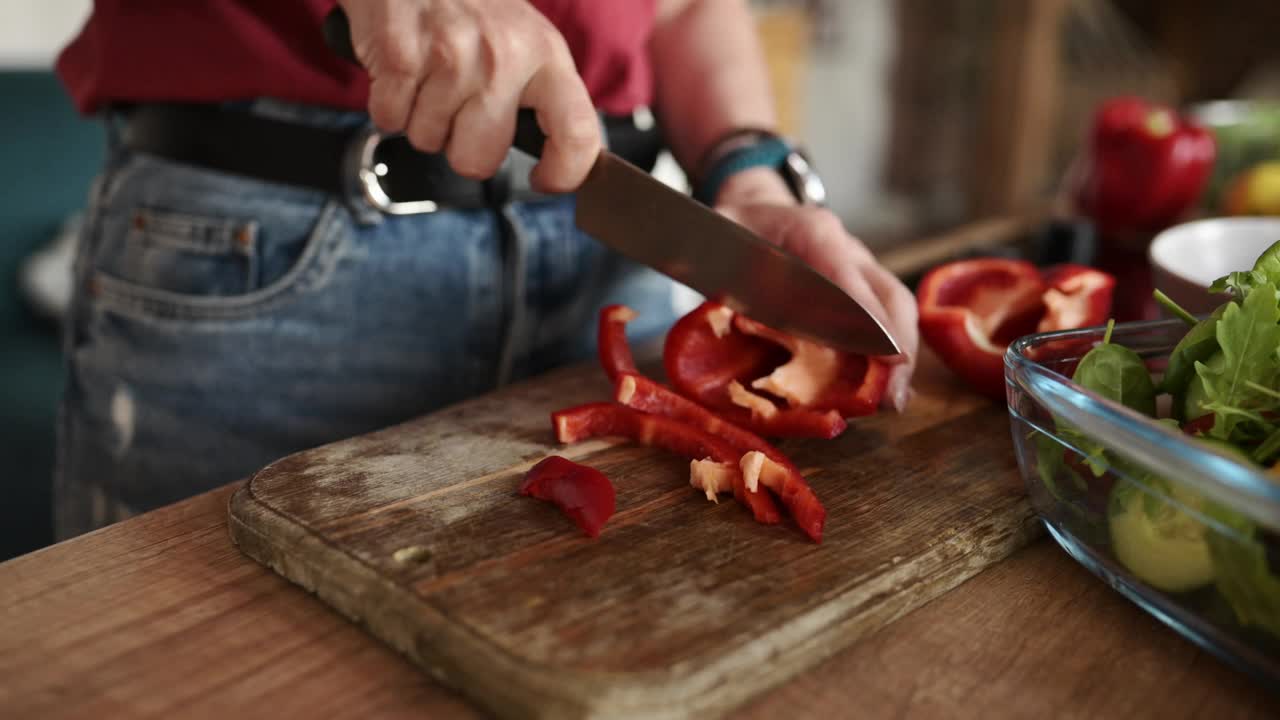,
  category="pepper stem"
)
[1145,109,1175,137]
[1102,318,1115,345]
[1153,289,1199,327]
